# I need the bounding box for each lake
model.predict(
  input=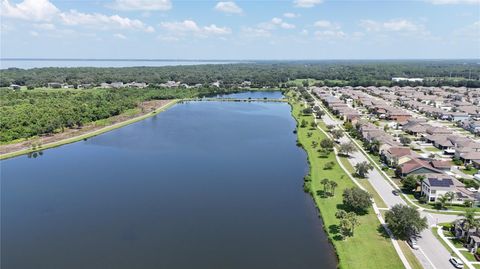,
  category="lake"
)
[215,91,284,99]
[1,94,337,269]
